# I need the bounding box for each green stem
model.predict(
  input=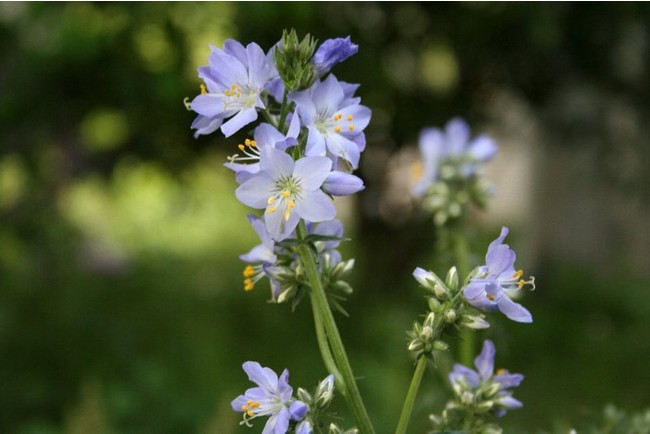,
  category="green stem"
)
[310,293,343,387]
[394,355,428,434]
[297,221,375,434]
[451,228,474,366]
[277,90,290,133]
